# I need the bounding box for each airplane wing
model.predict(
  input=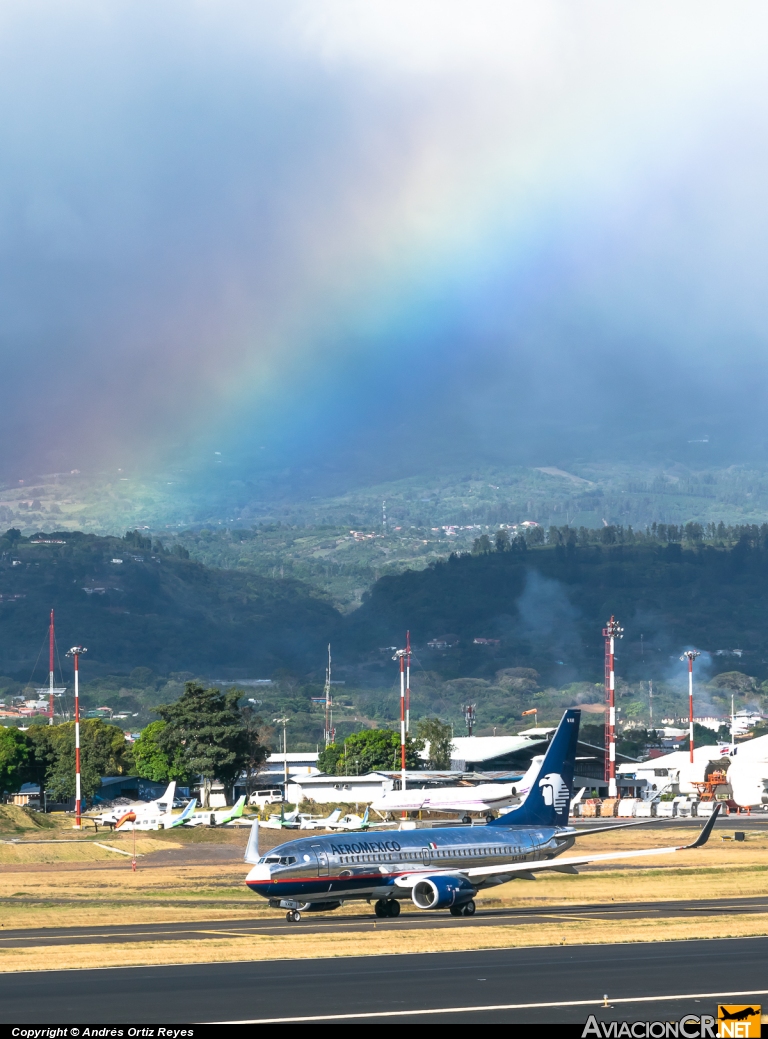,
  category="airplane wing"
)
[394,804,721,888]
